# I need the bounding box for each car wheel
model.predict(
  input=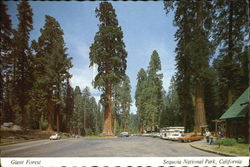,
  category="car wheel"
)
[188,139,191,142]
